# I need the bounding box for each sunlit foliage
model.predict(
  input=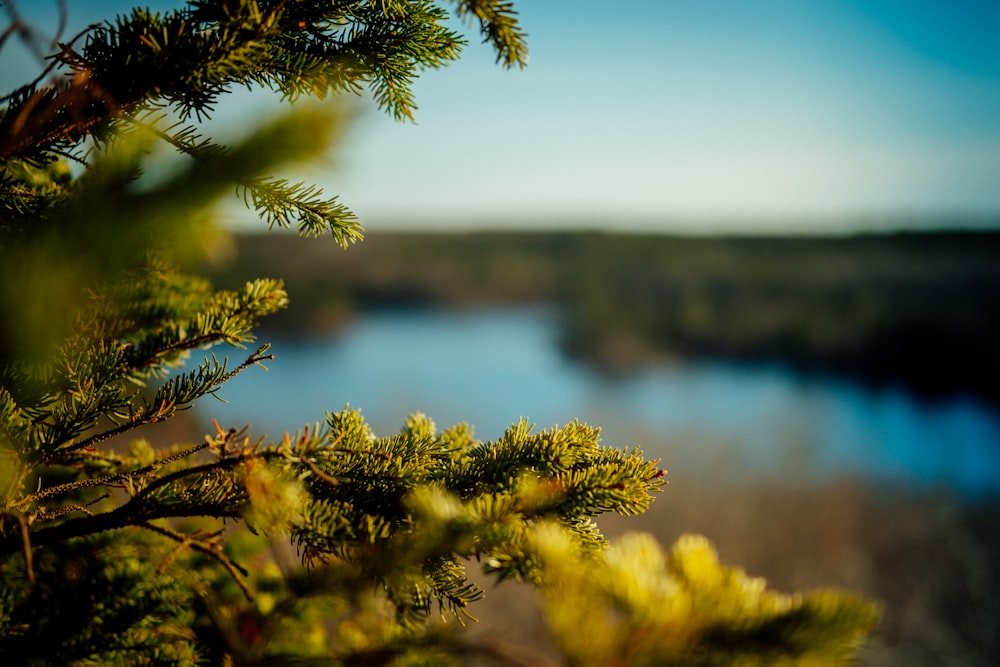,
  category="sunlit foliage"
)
[0,1,877,663]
